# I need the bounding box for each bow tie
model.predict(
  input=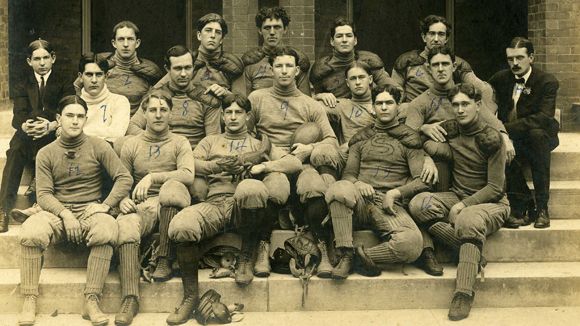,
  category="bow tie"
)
[514,77,525,84]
